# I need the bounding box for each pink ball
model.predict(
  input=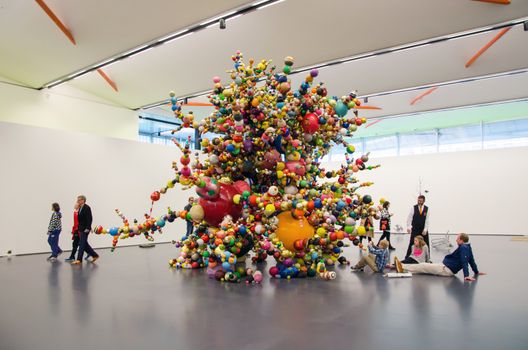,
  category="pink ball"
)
[253,271,263,283]
[213,76,221,83]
